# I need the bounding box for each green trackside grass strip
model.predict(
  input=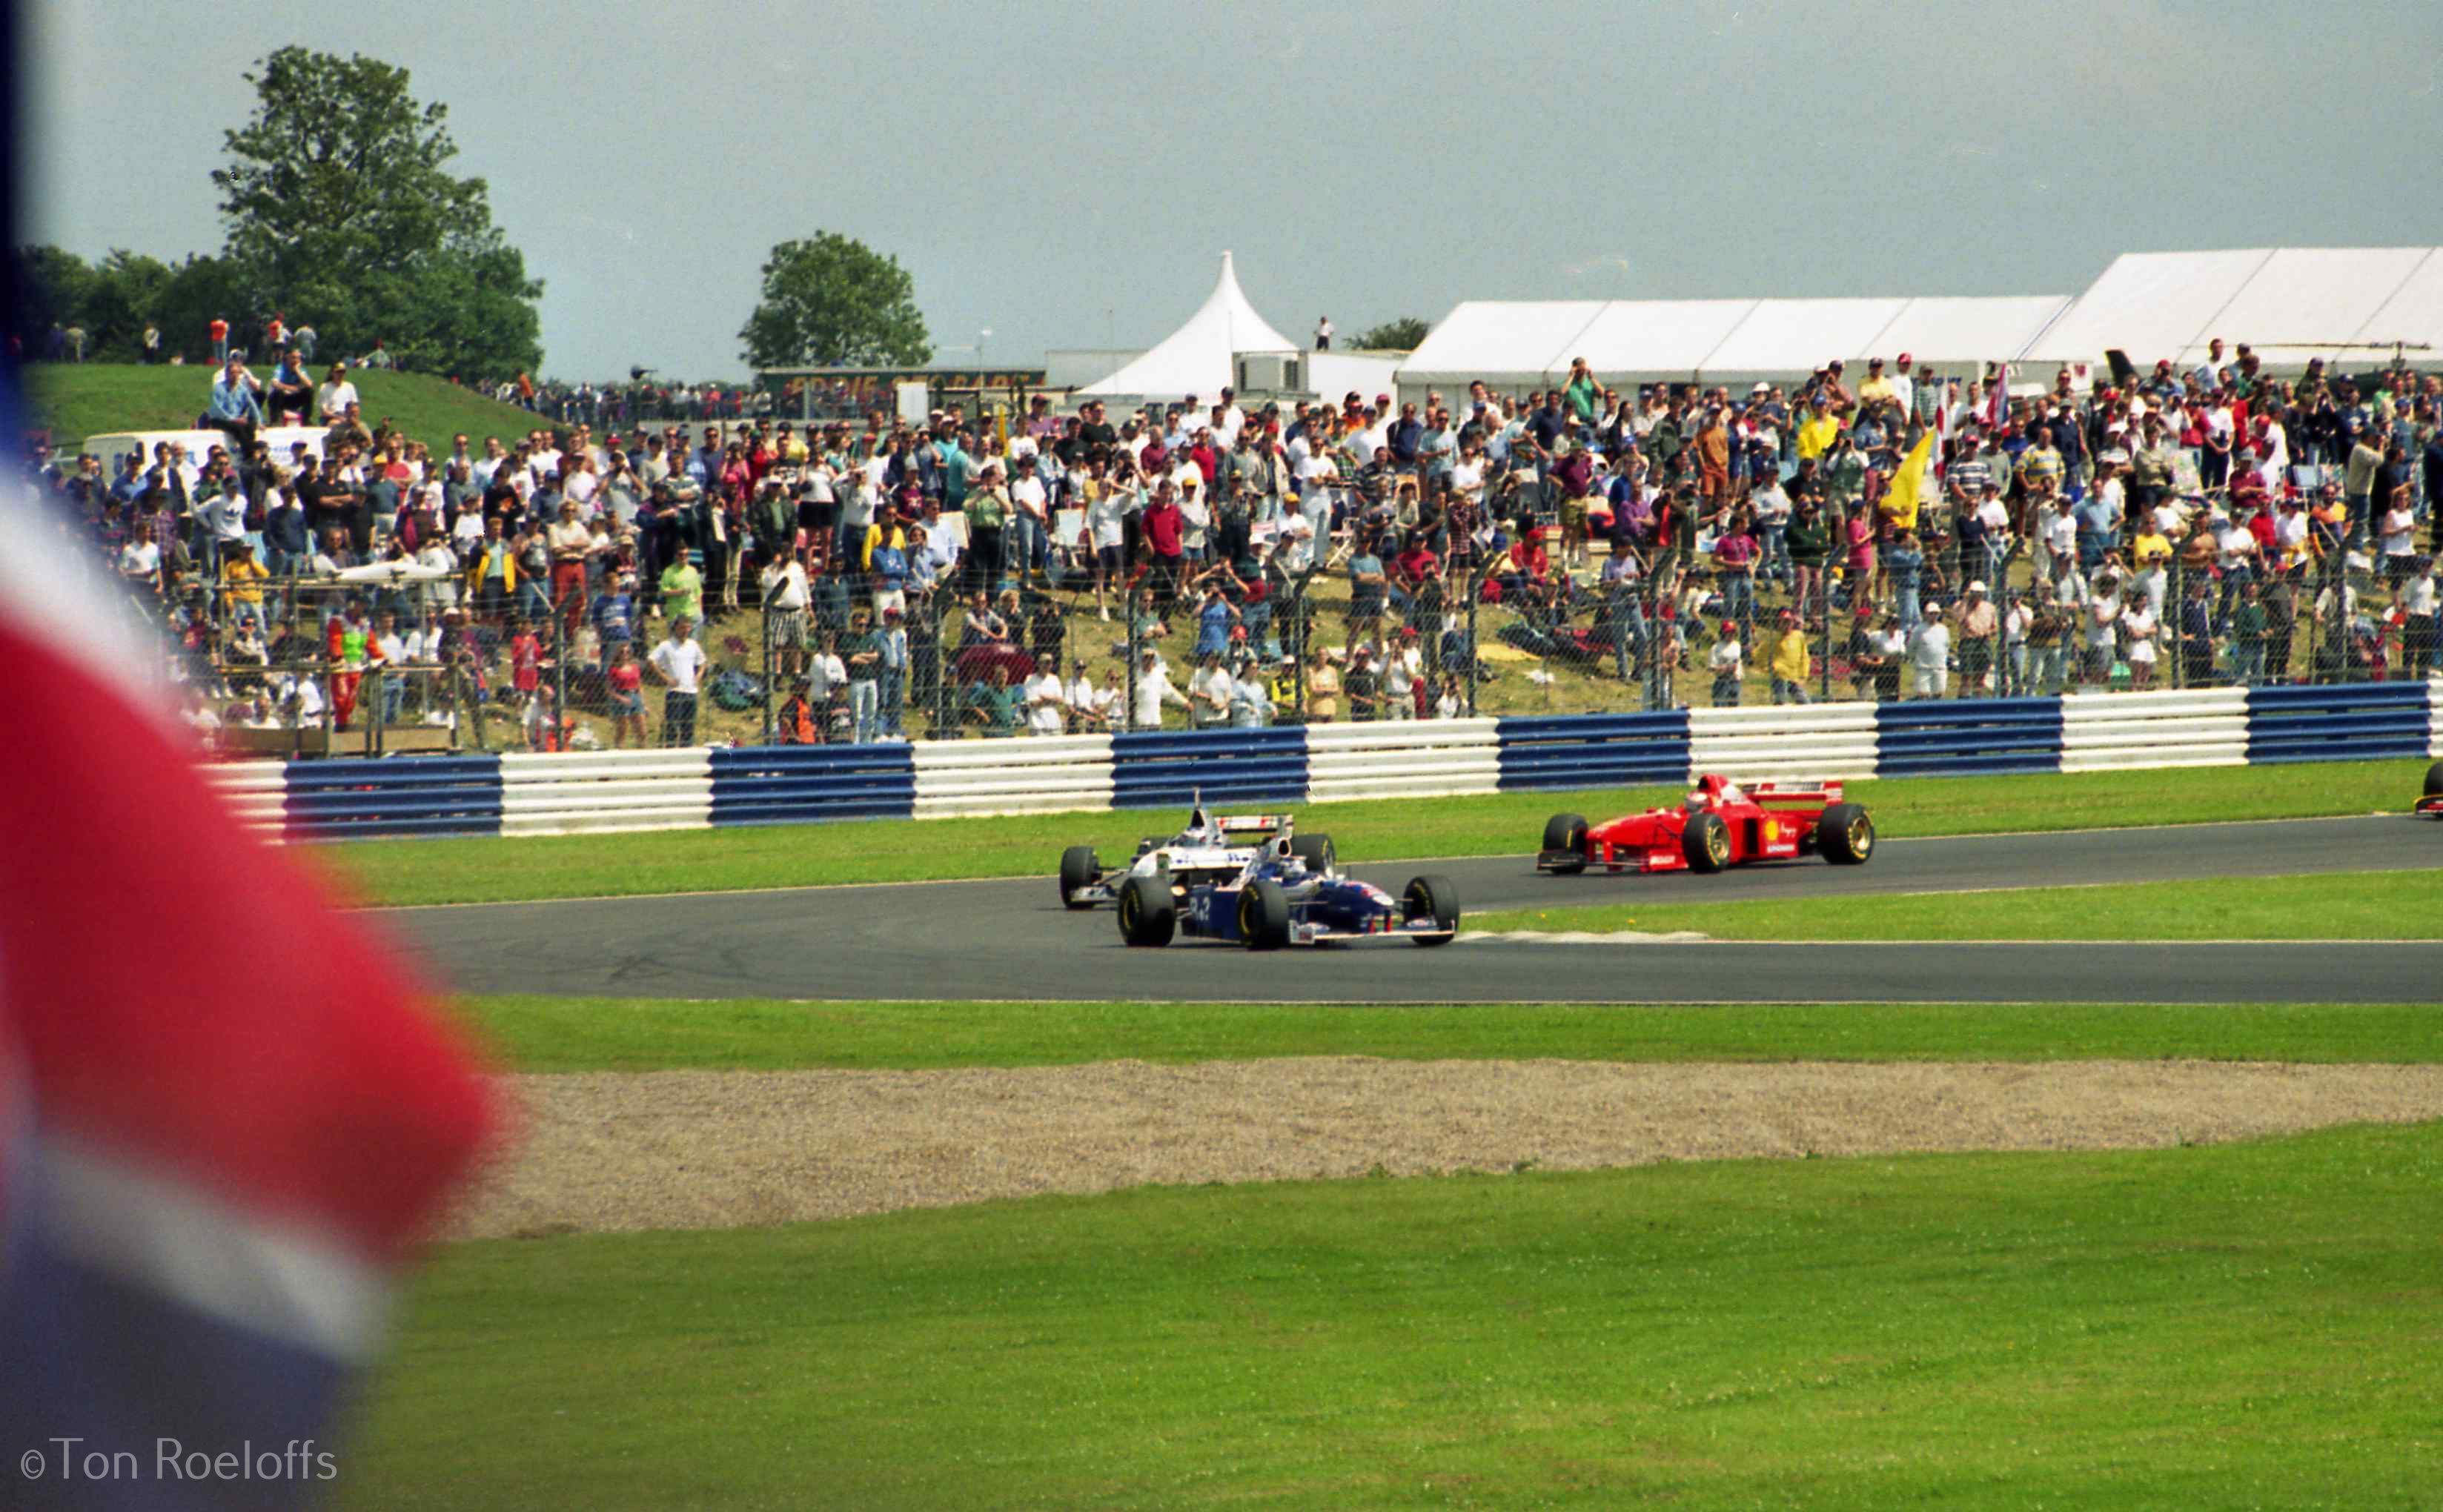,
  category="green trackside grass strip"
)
[453,995,2443,1075]
[29,362,546,460]
[348,1124,2443,1511]
[330,758,2433,907]
[1469,867,2443,944]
